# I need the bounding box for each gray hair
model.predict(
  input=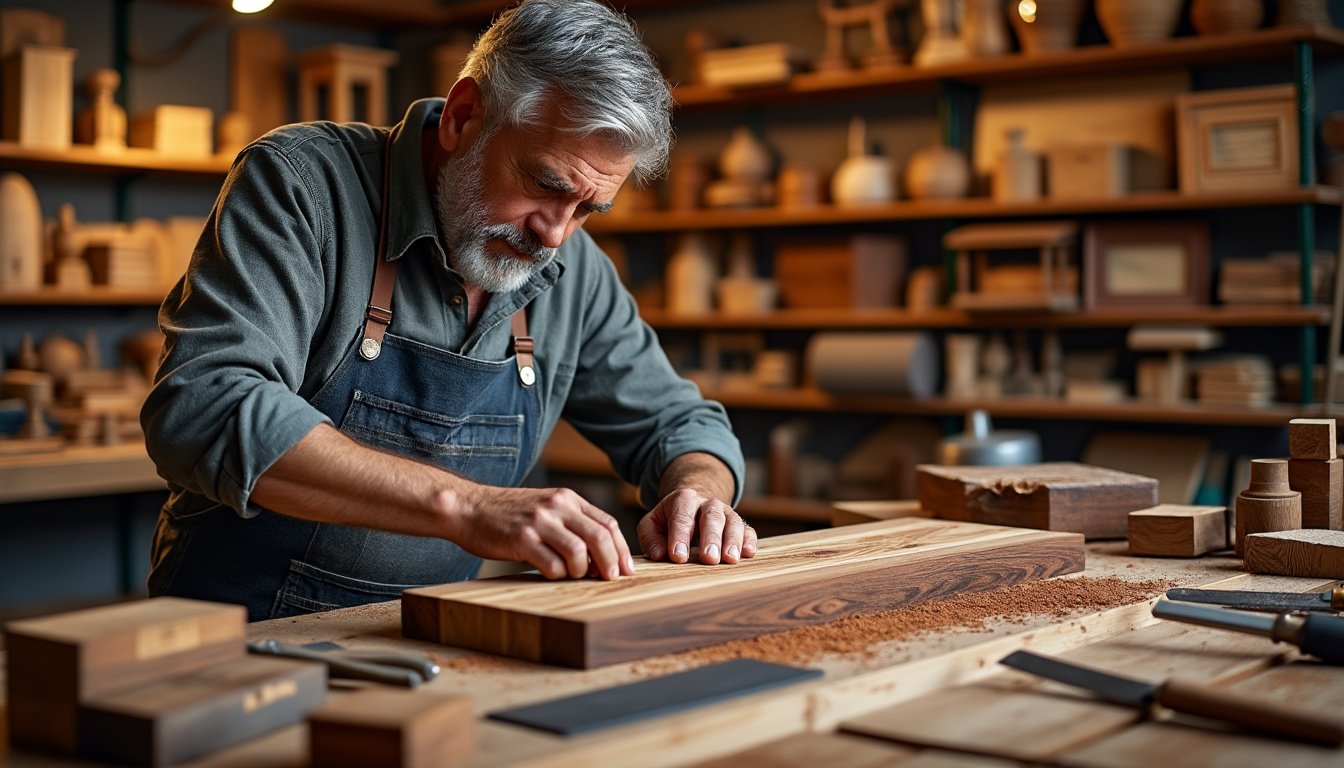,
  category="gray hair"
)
[460,0,673,184]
